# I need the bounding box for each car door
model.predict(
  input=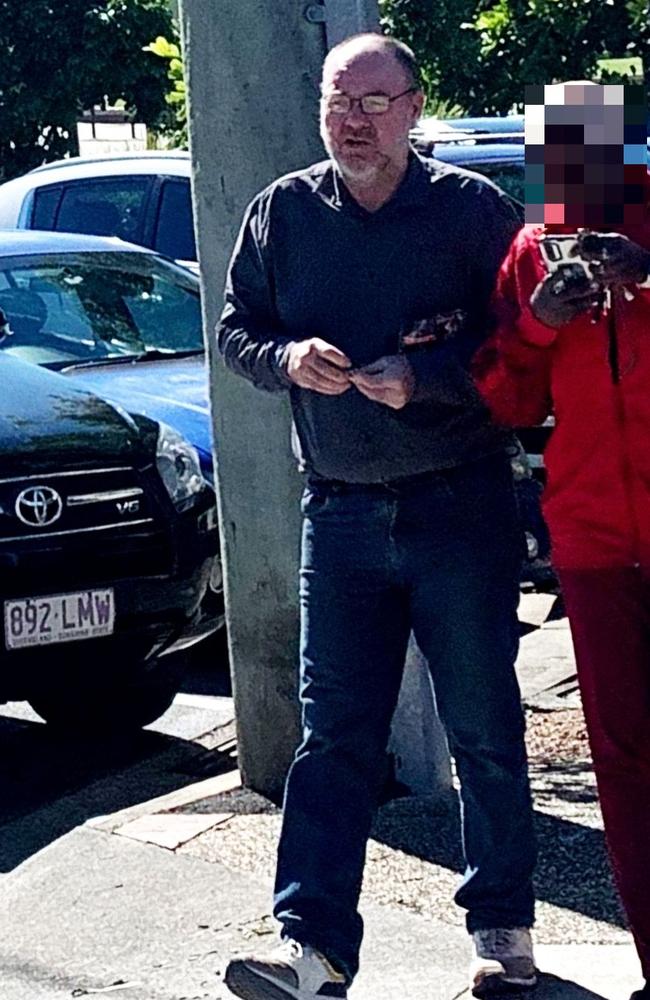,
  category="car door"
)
[149,177,197,264]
